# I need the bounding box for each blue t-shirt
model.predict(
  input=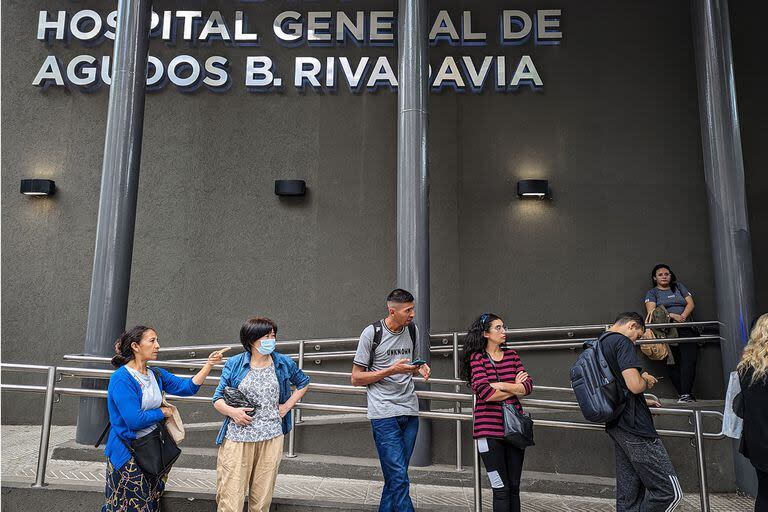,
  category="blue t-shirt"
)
[644,283,692,315]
